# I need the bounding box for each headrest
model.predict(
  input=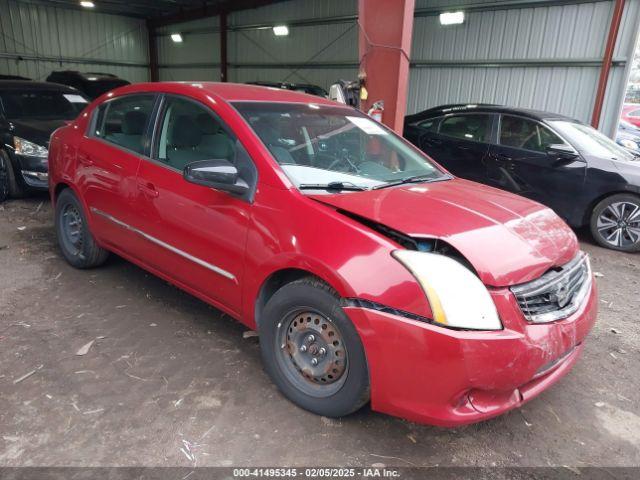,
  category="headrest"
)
[171,115,202,147]
[207,134,235,159]
[197,113,220,135]
[121,110,147,135]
